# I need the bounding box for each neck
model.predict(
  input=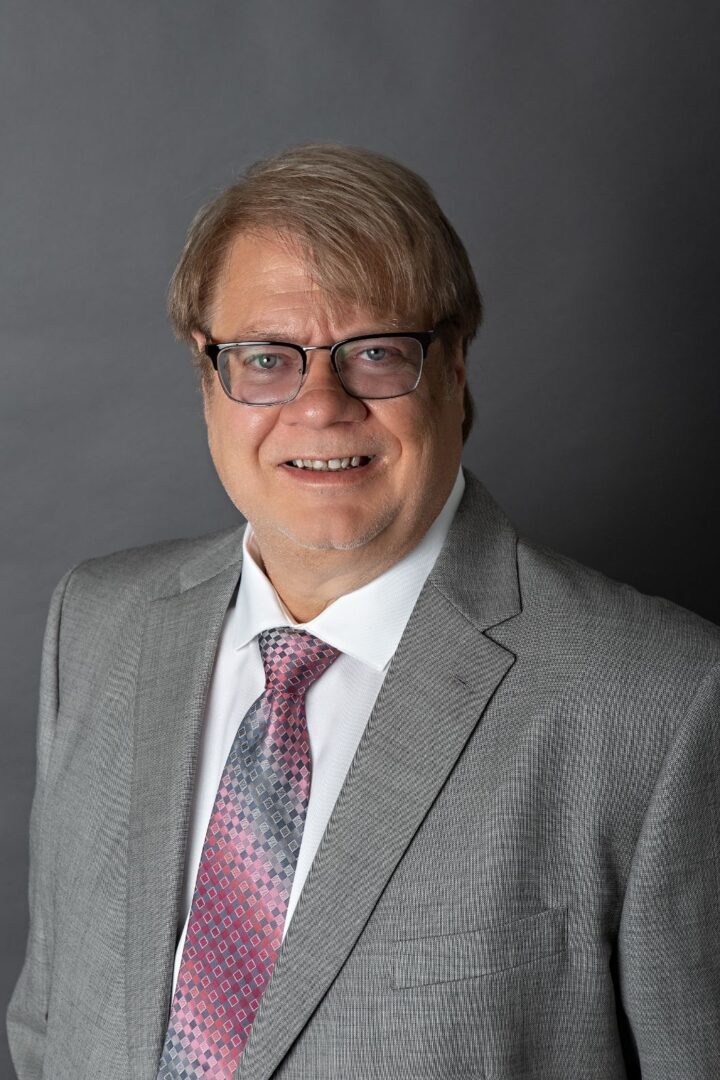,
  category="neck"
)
[247,530,411,623]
